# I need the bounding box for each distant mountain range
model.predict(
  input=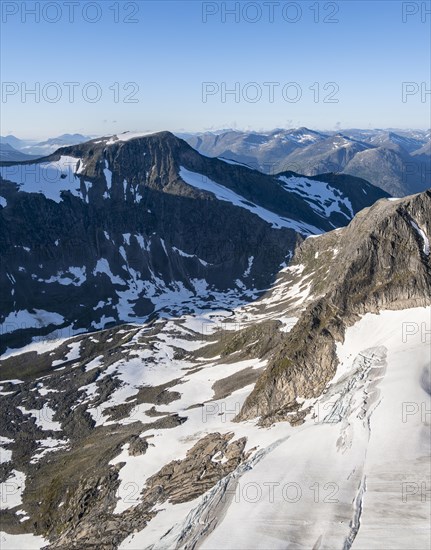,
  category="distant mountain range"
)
[185,127,431,197]
[0,143,39,162]
[0,134,92,160]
